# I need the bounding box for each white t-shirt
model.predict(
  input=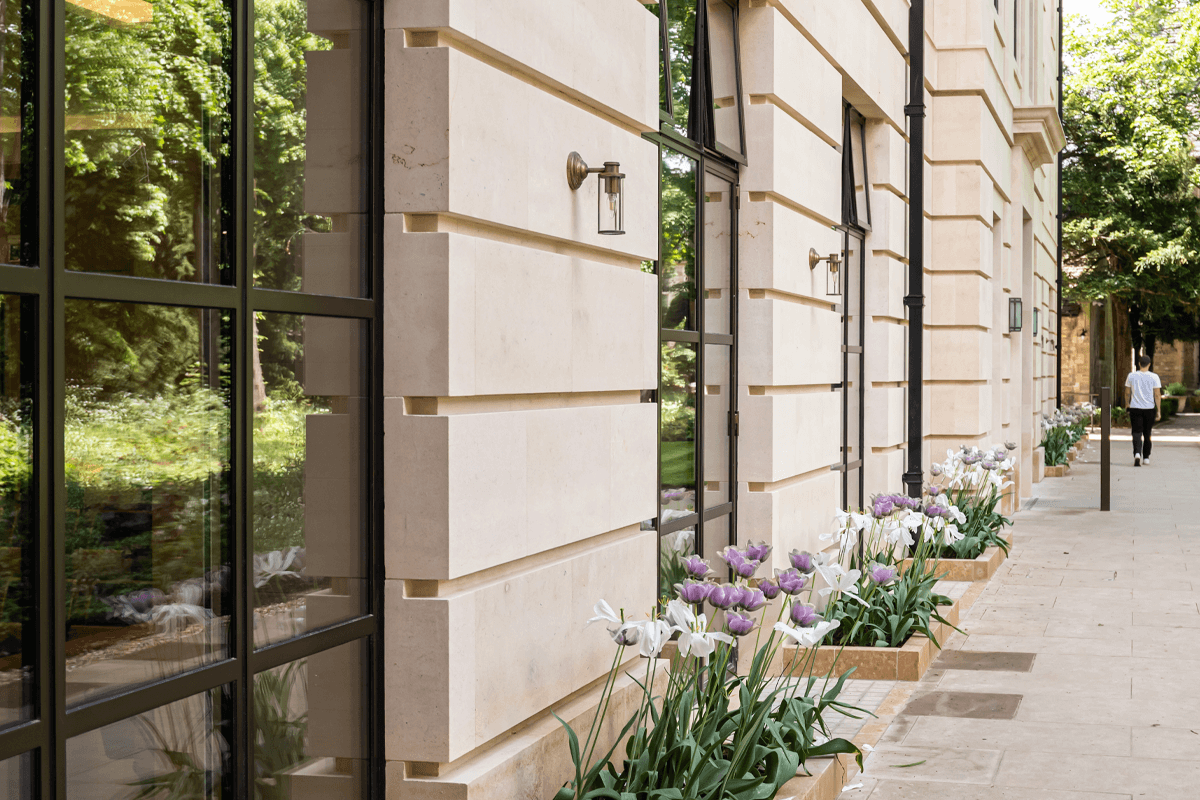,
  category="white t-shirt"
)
[1125,370,1161,410]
